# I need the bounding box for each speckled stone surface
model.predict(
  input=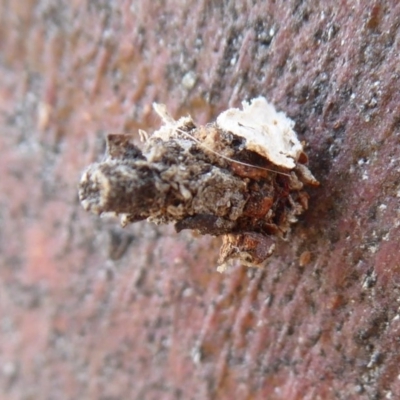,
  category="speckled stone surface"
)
[1,1,400,399]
